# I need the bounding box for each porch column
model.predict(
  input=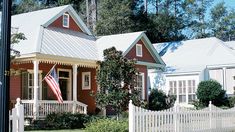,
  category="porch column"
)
[72,64,78,113]
[222,67,227,91]
[33,60,39,119]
